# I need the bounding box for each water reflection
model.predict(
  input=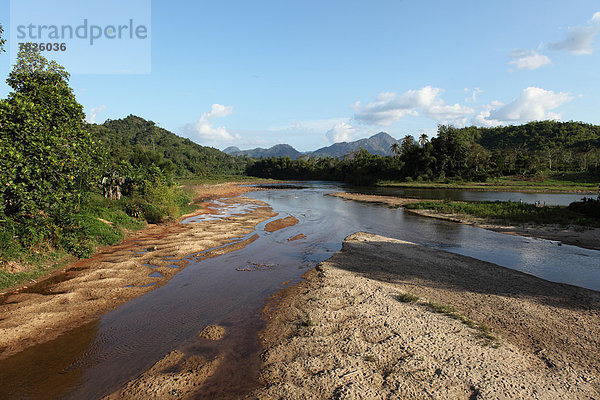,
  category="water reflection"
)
[341,184,594,206]
[2,182,599,399]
